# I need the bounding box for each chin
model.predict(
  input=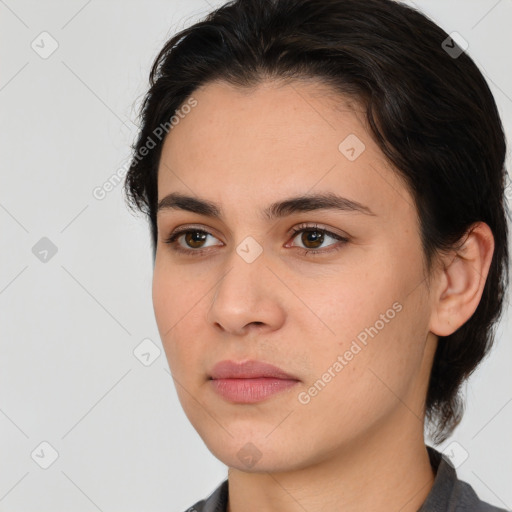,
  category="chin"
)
[200,433,312,473]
